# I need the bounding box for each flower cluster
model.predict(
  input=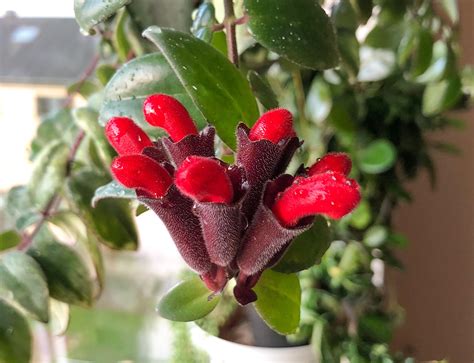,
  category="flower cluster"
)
[105,94,361,305]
